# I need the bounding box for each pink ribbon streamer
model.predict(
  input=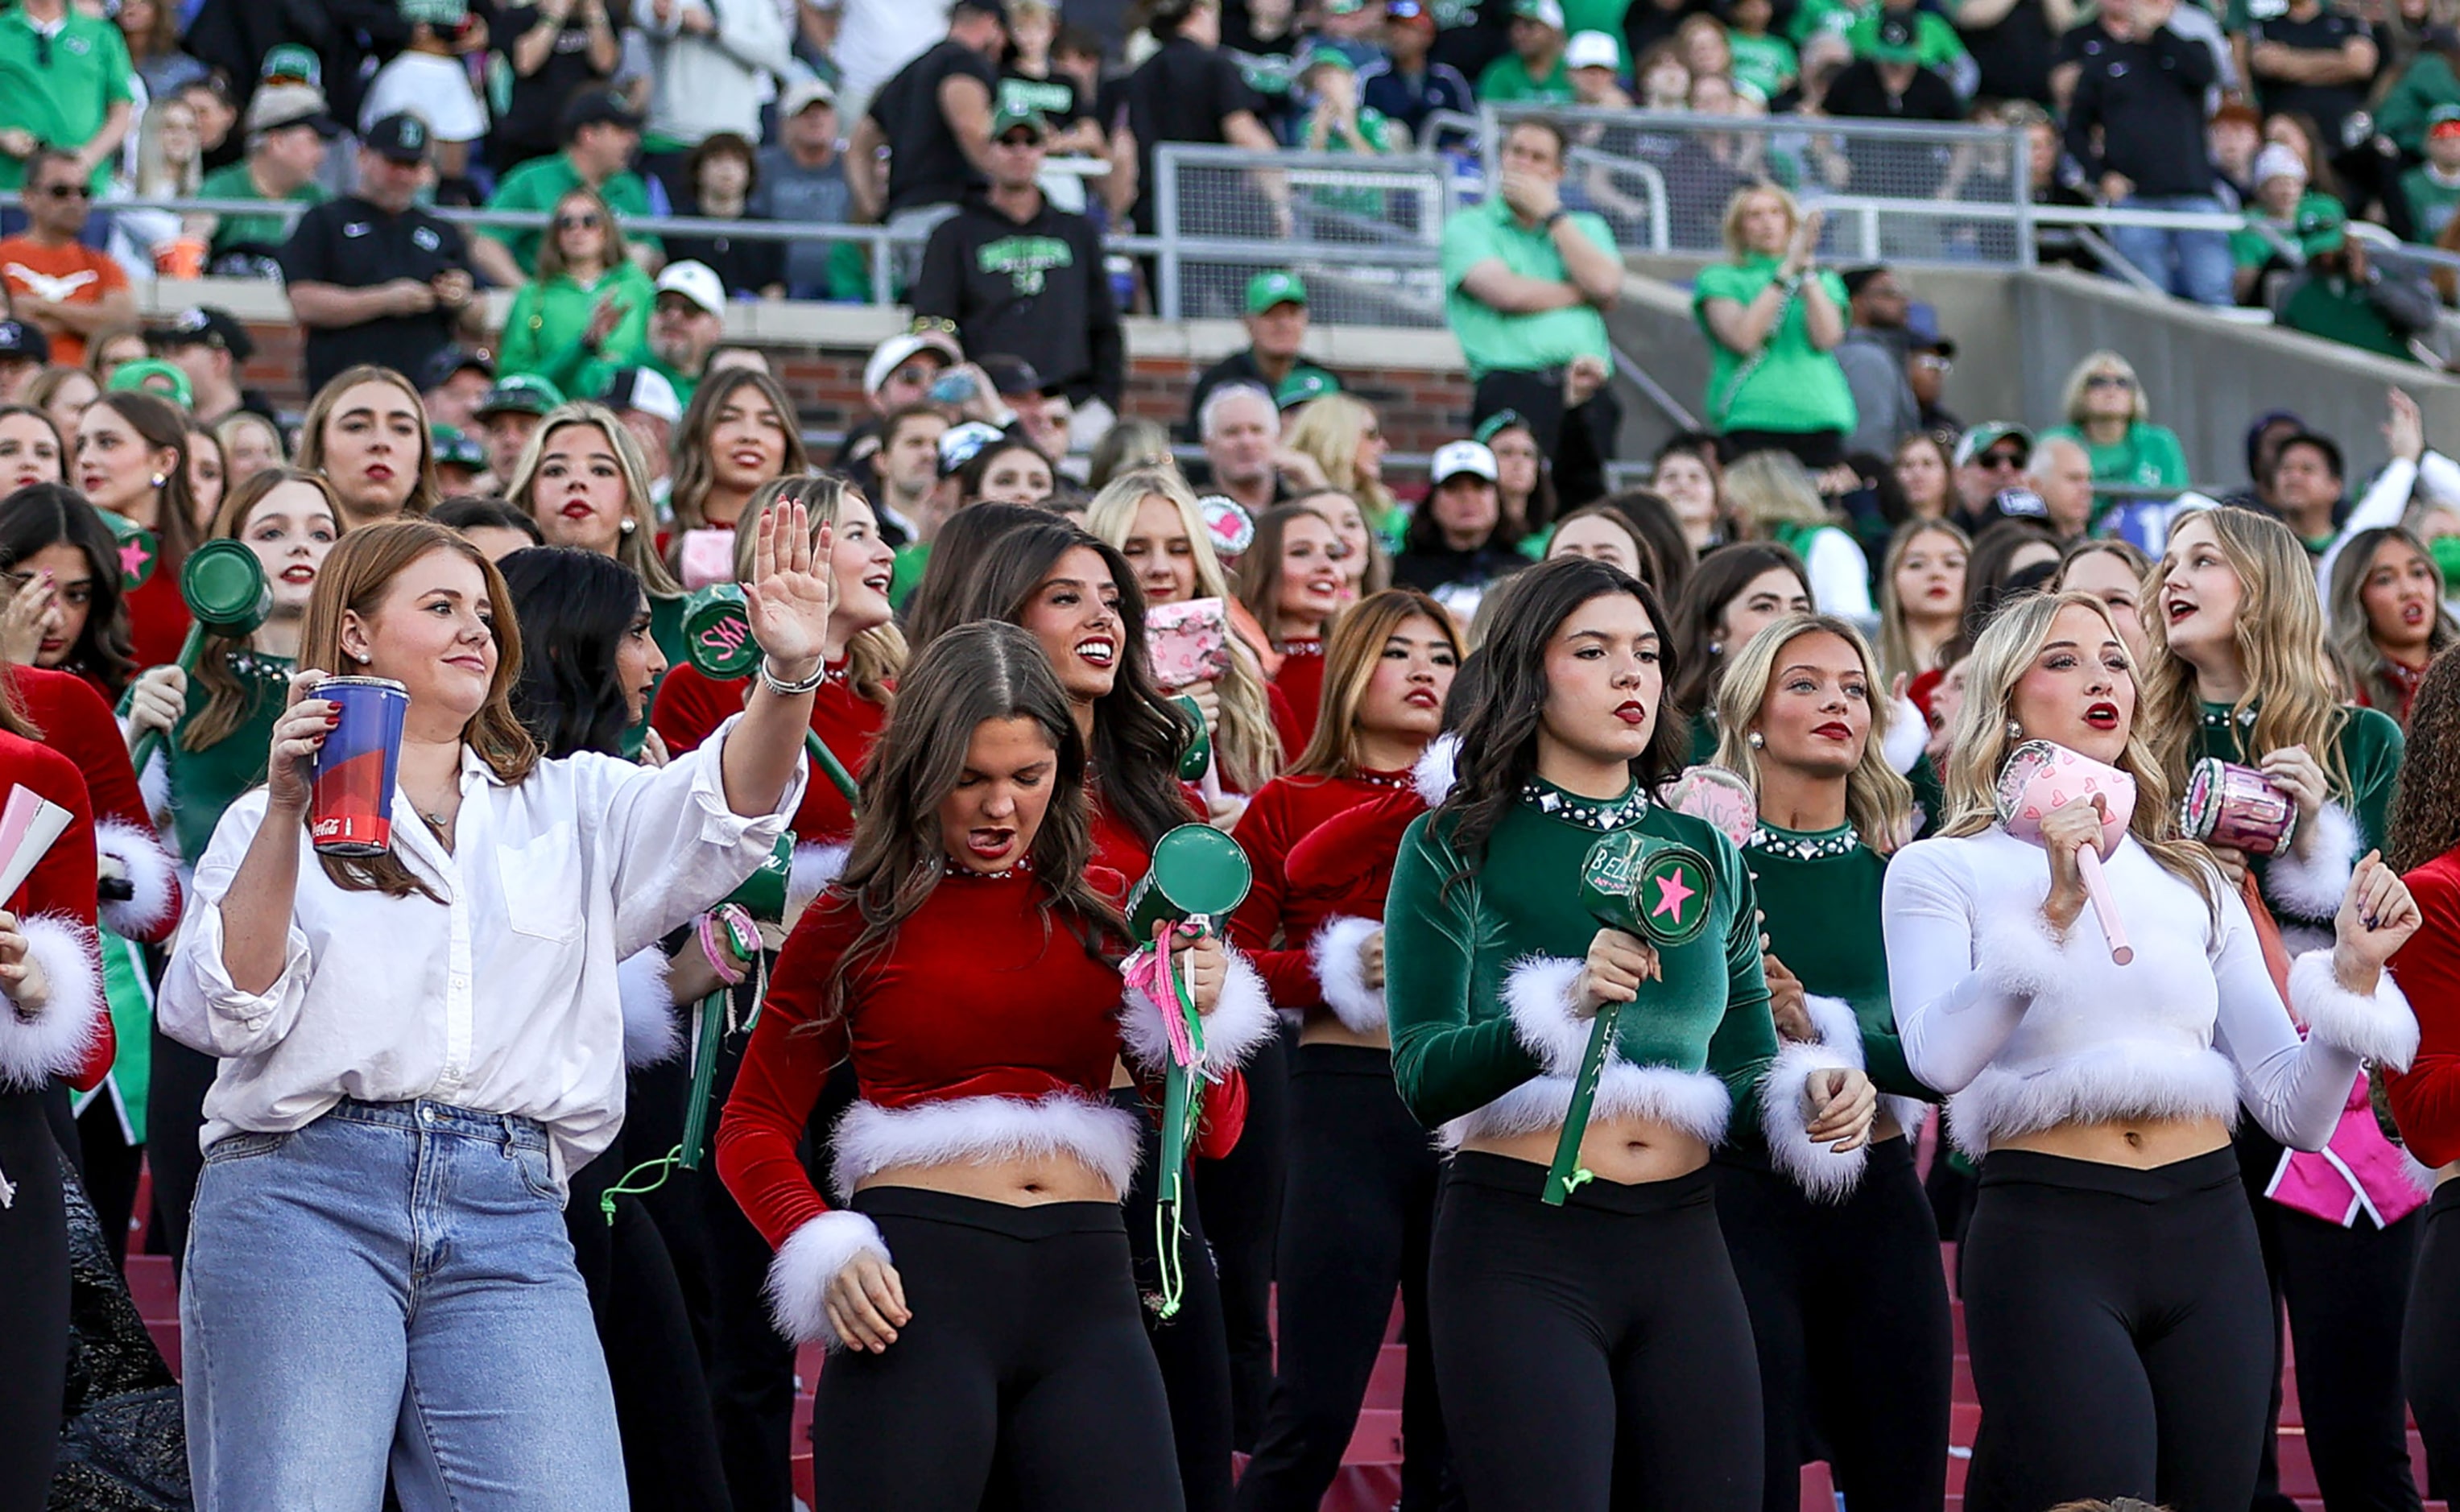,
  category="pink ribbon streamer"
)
[1124,923,1204,1069]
